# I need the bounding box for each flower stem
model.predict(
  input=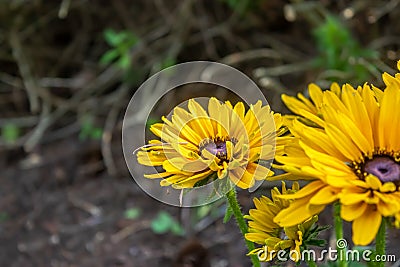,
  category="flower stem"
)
[306,259,318,267]
[375,219,386,267]
[334,202,347,267]
[226,188,260,267]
